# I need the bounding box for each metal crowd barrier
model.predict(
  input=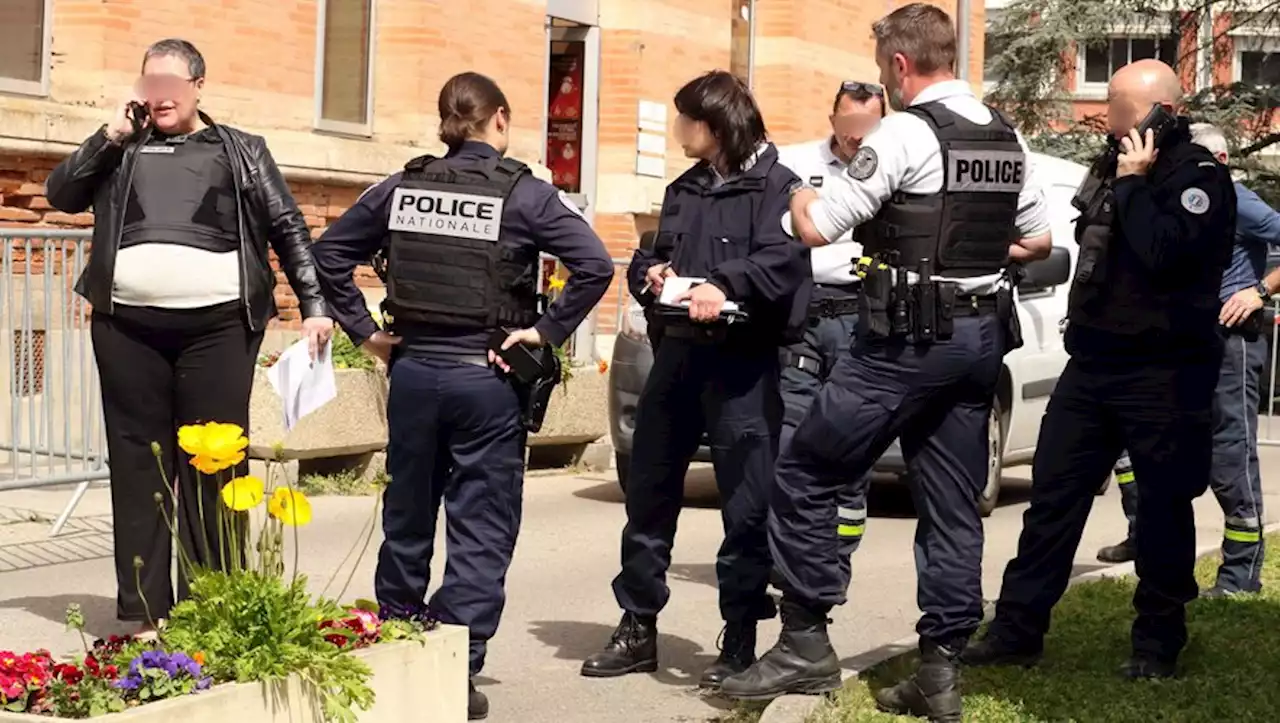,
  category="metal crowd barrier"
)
[0,228,107,536]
